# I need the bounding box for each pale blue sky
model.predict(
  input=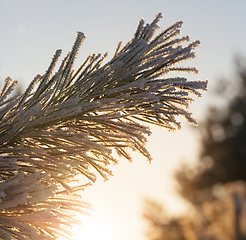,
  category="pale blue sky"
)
[1,1,246,239]
[1,0,246,93]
